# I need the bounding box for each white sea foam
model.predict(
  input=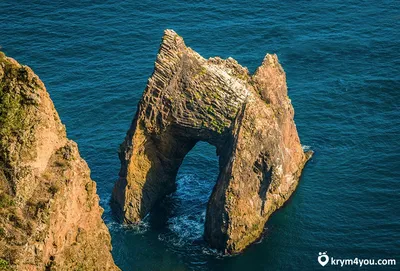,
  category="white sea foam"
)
[158,174,212,249]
